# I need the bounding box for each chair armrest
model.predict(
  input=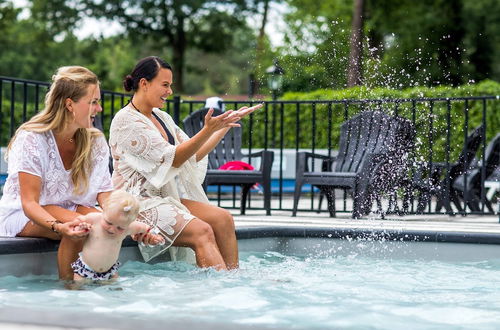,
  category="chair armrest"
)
[244,151,267,158]
[408,161,442,189]
[243,150,274,173]
[361,152,386,169]
[296,151,336,174]
[302,152,335,161]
